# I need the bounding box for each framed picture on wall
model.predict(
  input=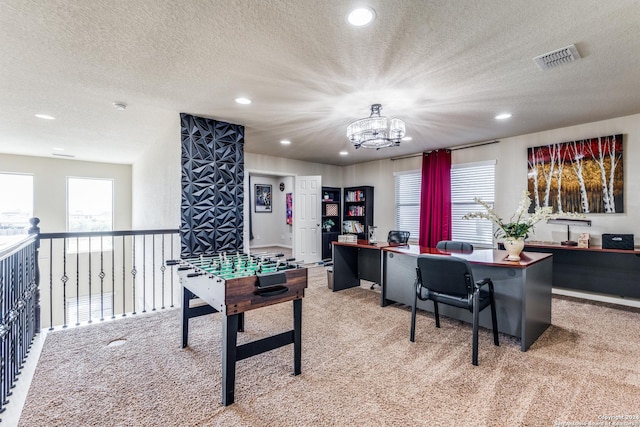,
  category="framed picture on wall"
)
[286,193,293,224]
[255,184,272,213]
